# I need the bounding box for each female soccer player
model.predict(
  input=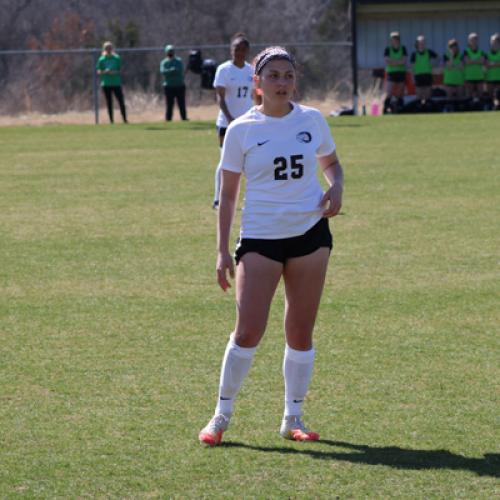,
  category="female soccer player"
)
[212,33,254,209]
[96,42,128,124]
[485,33,500,110]
[410,35,437,109]
[383,32,407,113]
[463,33,486,101]
[199,46,344,446]
[443,38,465,109]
